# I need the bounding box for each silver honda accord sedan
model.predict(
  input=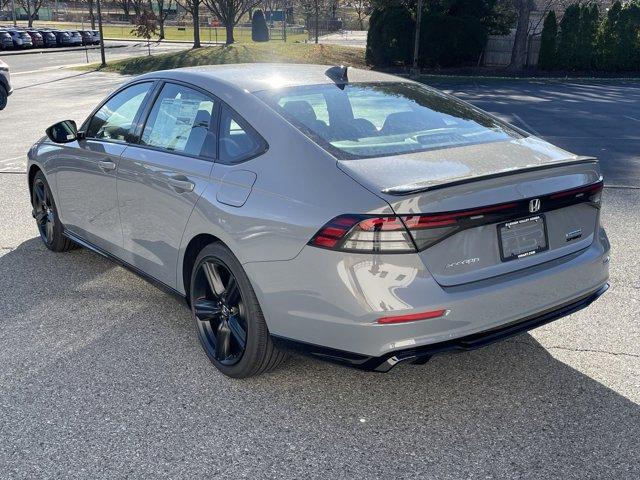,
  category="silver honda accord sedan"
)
[27,64,610,377]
